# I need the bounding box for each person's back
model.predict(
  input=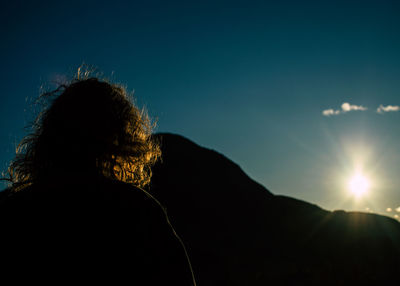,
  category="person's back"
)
[0,74,195,285]
[1,177,193,285]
